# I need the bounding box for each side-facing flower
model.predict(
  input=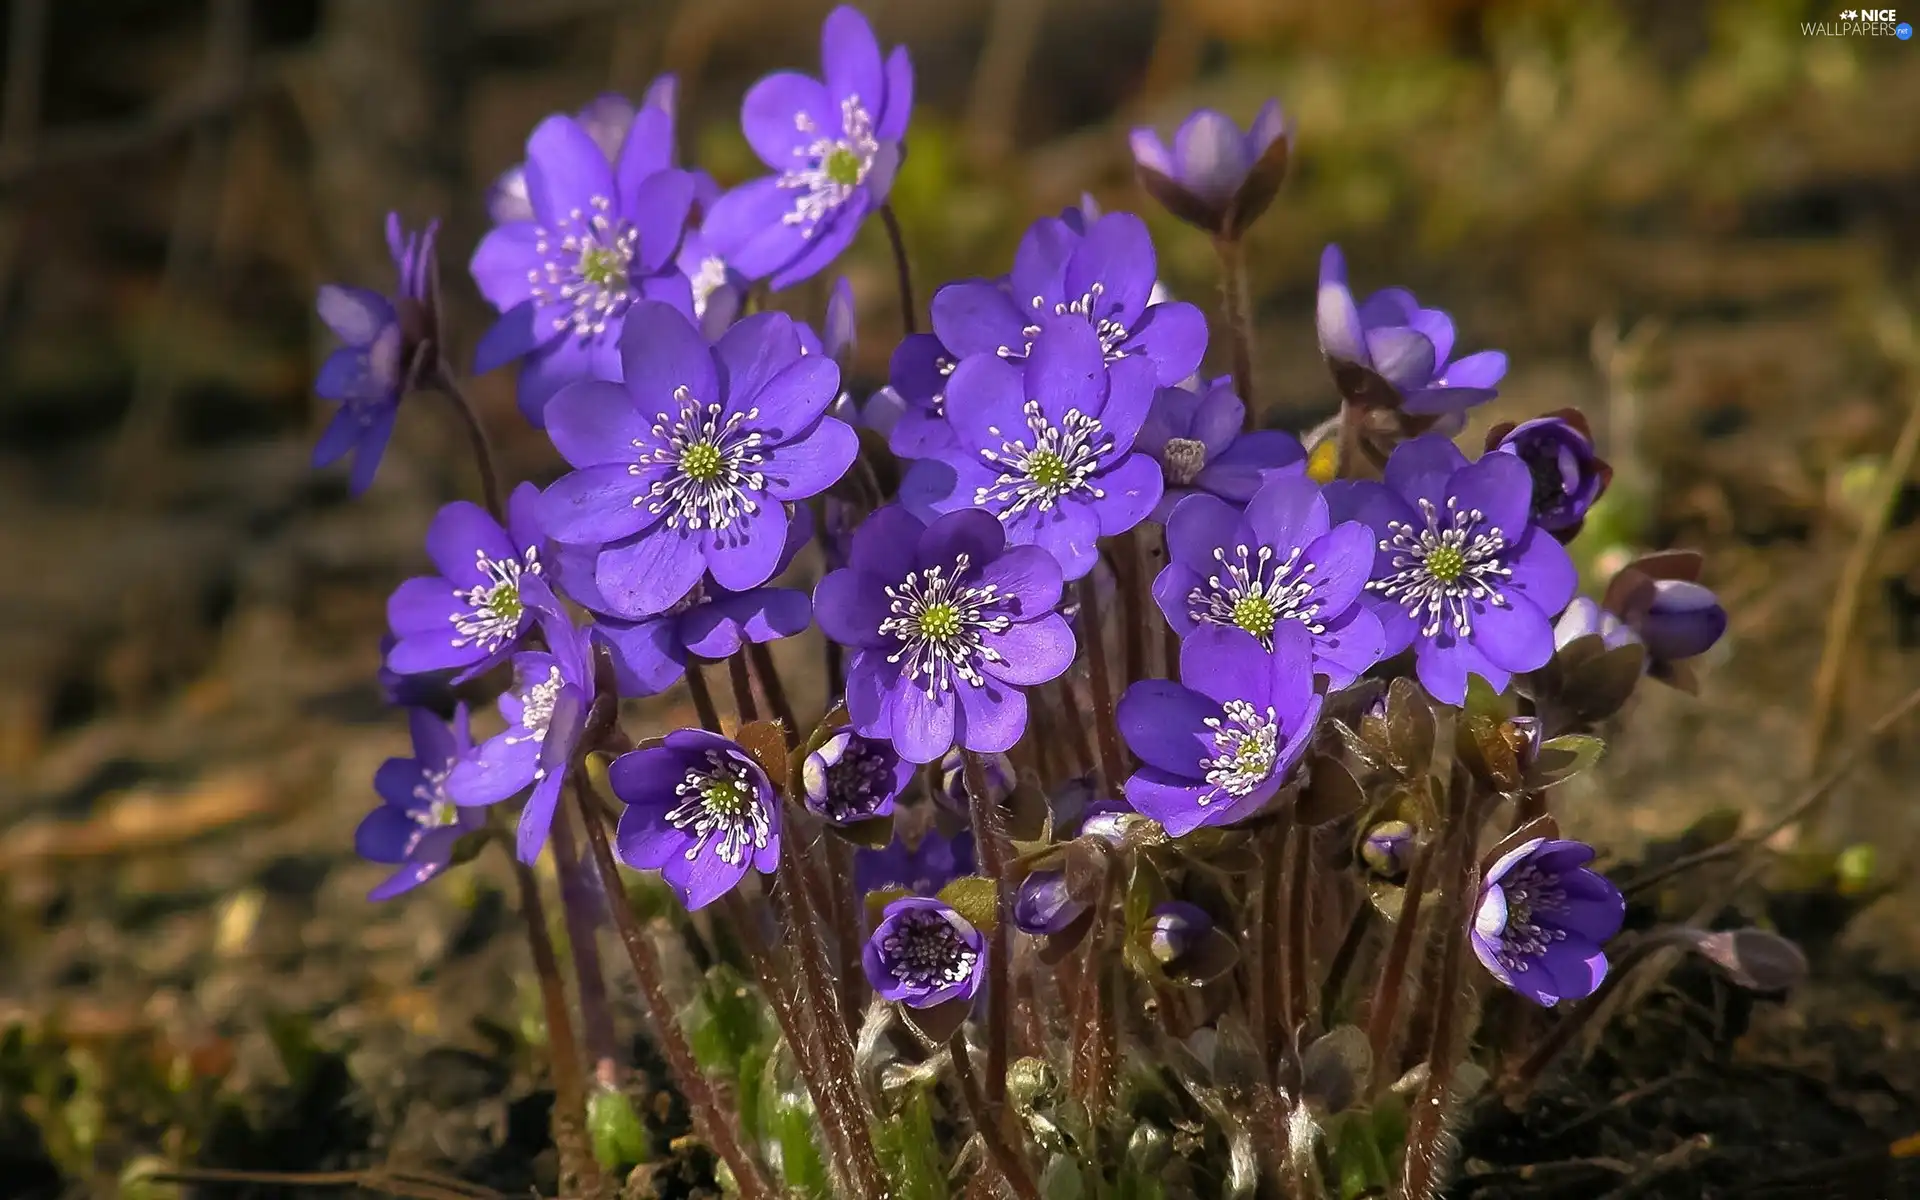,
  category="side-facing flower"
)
[1316,245,1507,416]
[928,211,1205,388]
[313,213,440,494]
[1116,624,1322,837]
[702,6,912,289]
[815,506,1075,763]
[552,510,814,698]
[1553,596,1638,652]
[1471,837,1623,1007]
[901,322,1164,579]
[855,826,975,898]
[1129,101,1290,240]
[537,303,856,615]
[936,747,1013,816]
[1155,475,1386,687]
[1329,435,1578,705]
[446,605,593,864]
[863,896,986,1009]
[387,483,548,681]
[469,111,696,426]
[355,706,486,900]
[676,227,747,339]
[1486,409,1612,539]
[803,727,914,824]
[886,332,962,457]
[1013,872,1086,936]
[611,729,781,910]
[1136,376,1306,522]
[1601,553,1726,685]
[1142,901,1213,969]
